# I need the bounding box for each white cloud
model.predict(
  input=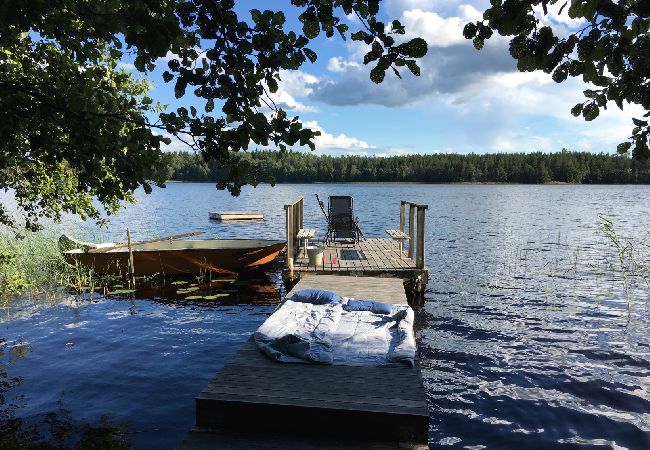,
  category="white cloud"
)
[400,6,482,47]
[327,57,361,73]
[154,131,192,153]
[533,3,585,29]
[303,120,375,153]
[264,70,320,113]
[373,146,418,157]
[490,133,553,152]
[117,62,135,71]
